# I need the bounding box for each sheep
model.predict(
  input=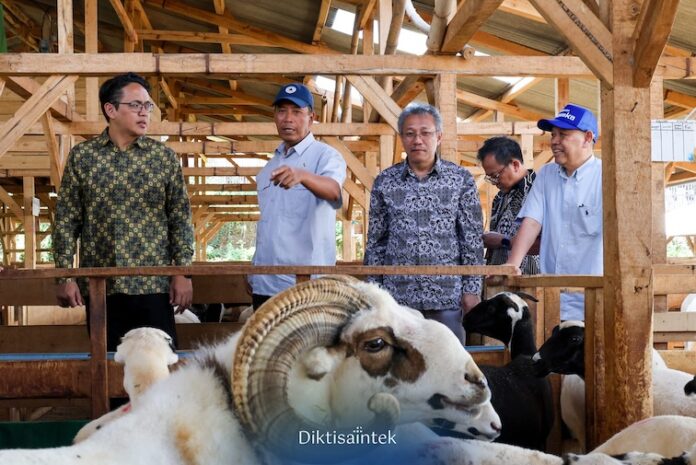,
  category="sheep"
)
[592,415,696,457]
[686,376,696,397]
[463,291,554,451]
[533,322,696,451]
[73,327,179,443]
[173,308,201,324]
[0,276,496,465]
